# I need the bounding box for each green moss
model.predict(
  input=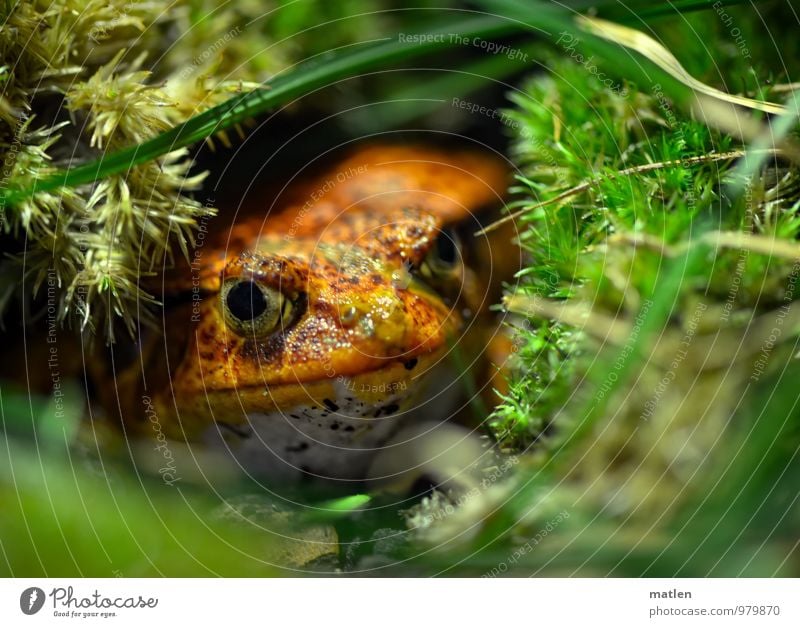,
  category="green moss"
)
[0,0,412,339]
[475,2,800,576]
[490,30,800,445]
